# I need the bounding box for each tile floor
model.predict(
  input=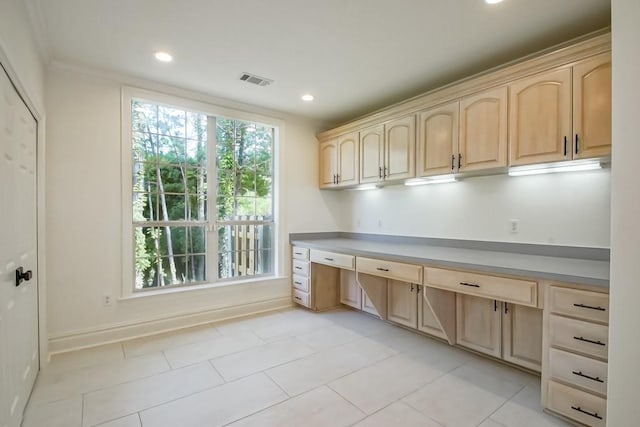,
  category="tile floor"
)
[23,307,570,427]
